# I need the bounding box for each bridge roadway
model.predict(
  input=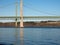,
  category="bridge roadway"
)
[0,16,60,21]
